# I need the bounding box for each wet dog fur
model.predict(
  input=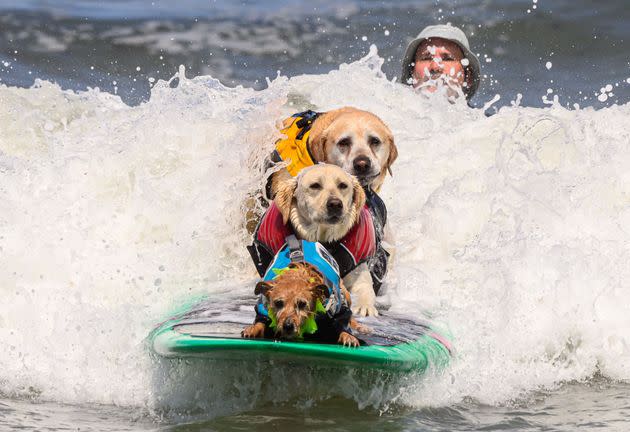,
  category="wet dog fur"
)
[241,262,360,347]
[269,106,398,199]
[274,164,379,317]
